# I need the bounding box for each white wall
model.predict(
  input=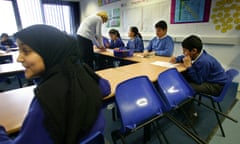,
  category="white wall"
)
[79,0,240,83]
